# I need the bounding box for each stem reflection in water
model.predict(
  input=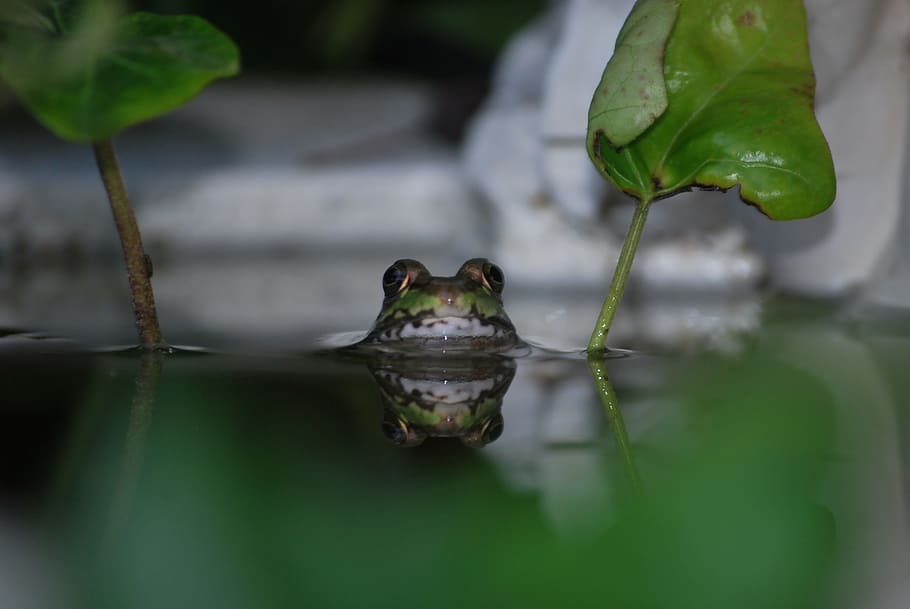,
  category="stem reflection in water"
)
[107,350,163,539]
[587,354,641,493]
